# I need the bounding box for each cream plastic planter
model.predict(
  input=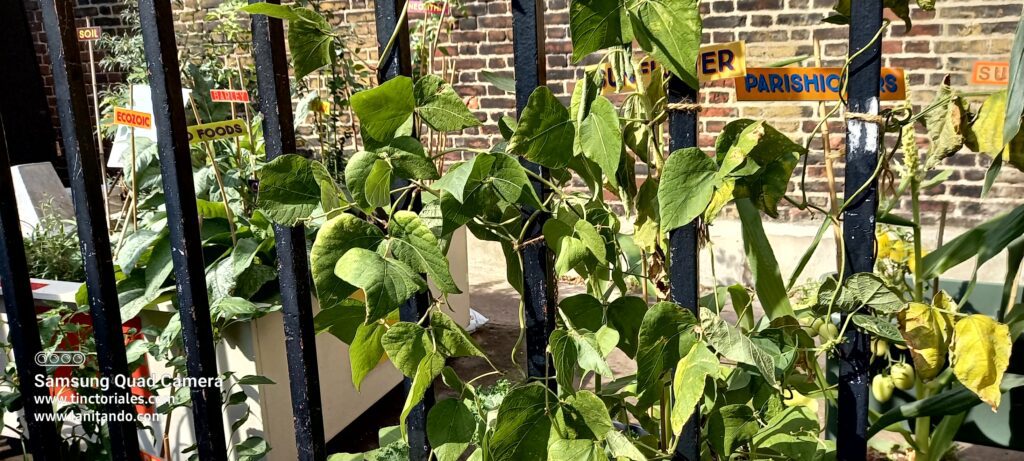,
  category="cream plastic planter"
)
[0,228,471,460]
